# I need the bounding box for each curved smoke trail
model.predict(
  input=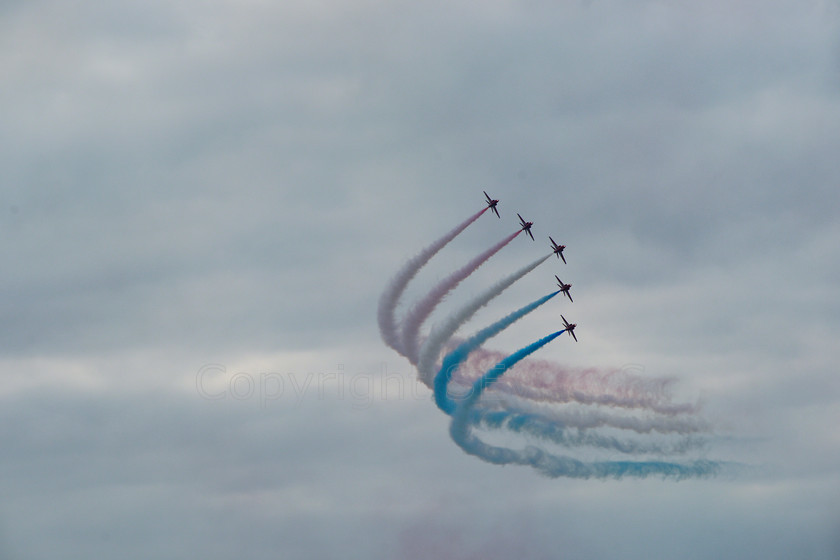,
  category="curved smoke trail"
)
[449,332,721,479]
[416,255,551,387]
[433,291,561,414]
[400,230,521,364]
[377,207,487,355]
[436,319,711,457]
